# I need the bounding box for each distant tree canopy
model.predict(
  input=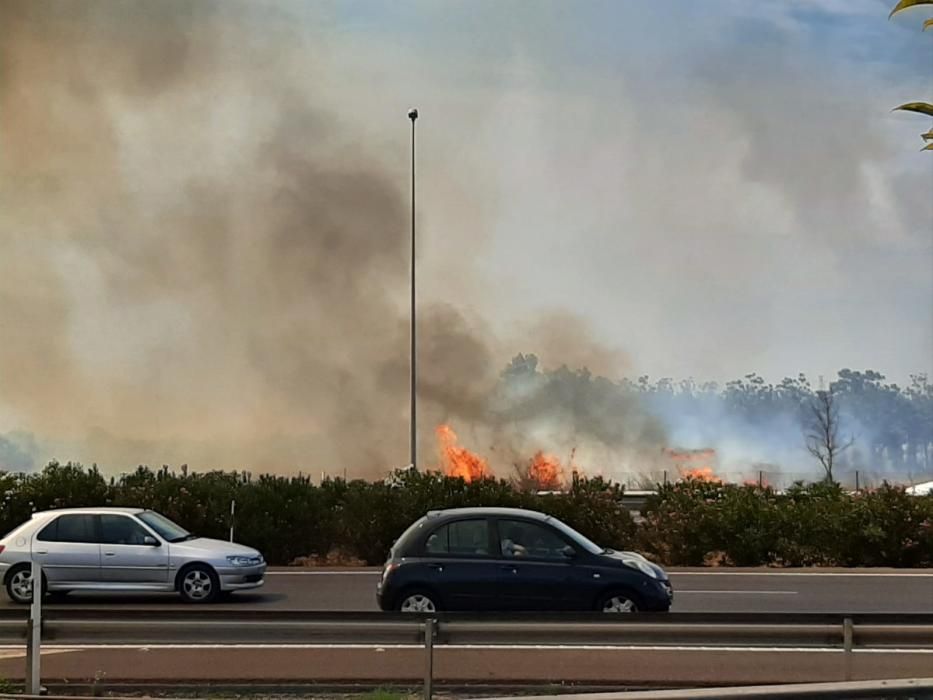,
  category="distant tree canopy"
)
[502,356,933,475]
